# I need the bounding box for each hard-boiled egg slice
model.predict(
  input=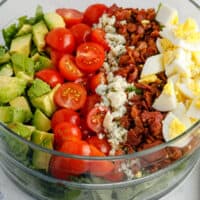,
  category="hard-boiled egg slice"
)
[153,79,177,111]
[160,19,200,51]
[140,54,164,78]
[162,112,191,147]
[163,48,191,77]
[156,38,176,53]
[139,74,160,84]
[186,97,200,119]
[192,51,200,66]
[156,4,179,26]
